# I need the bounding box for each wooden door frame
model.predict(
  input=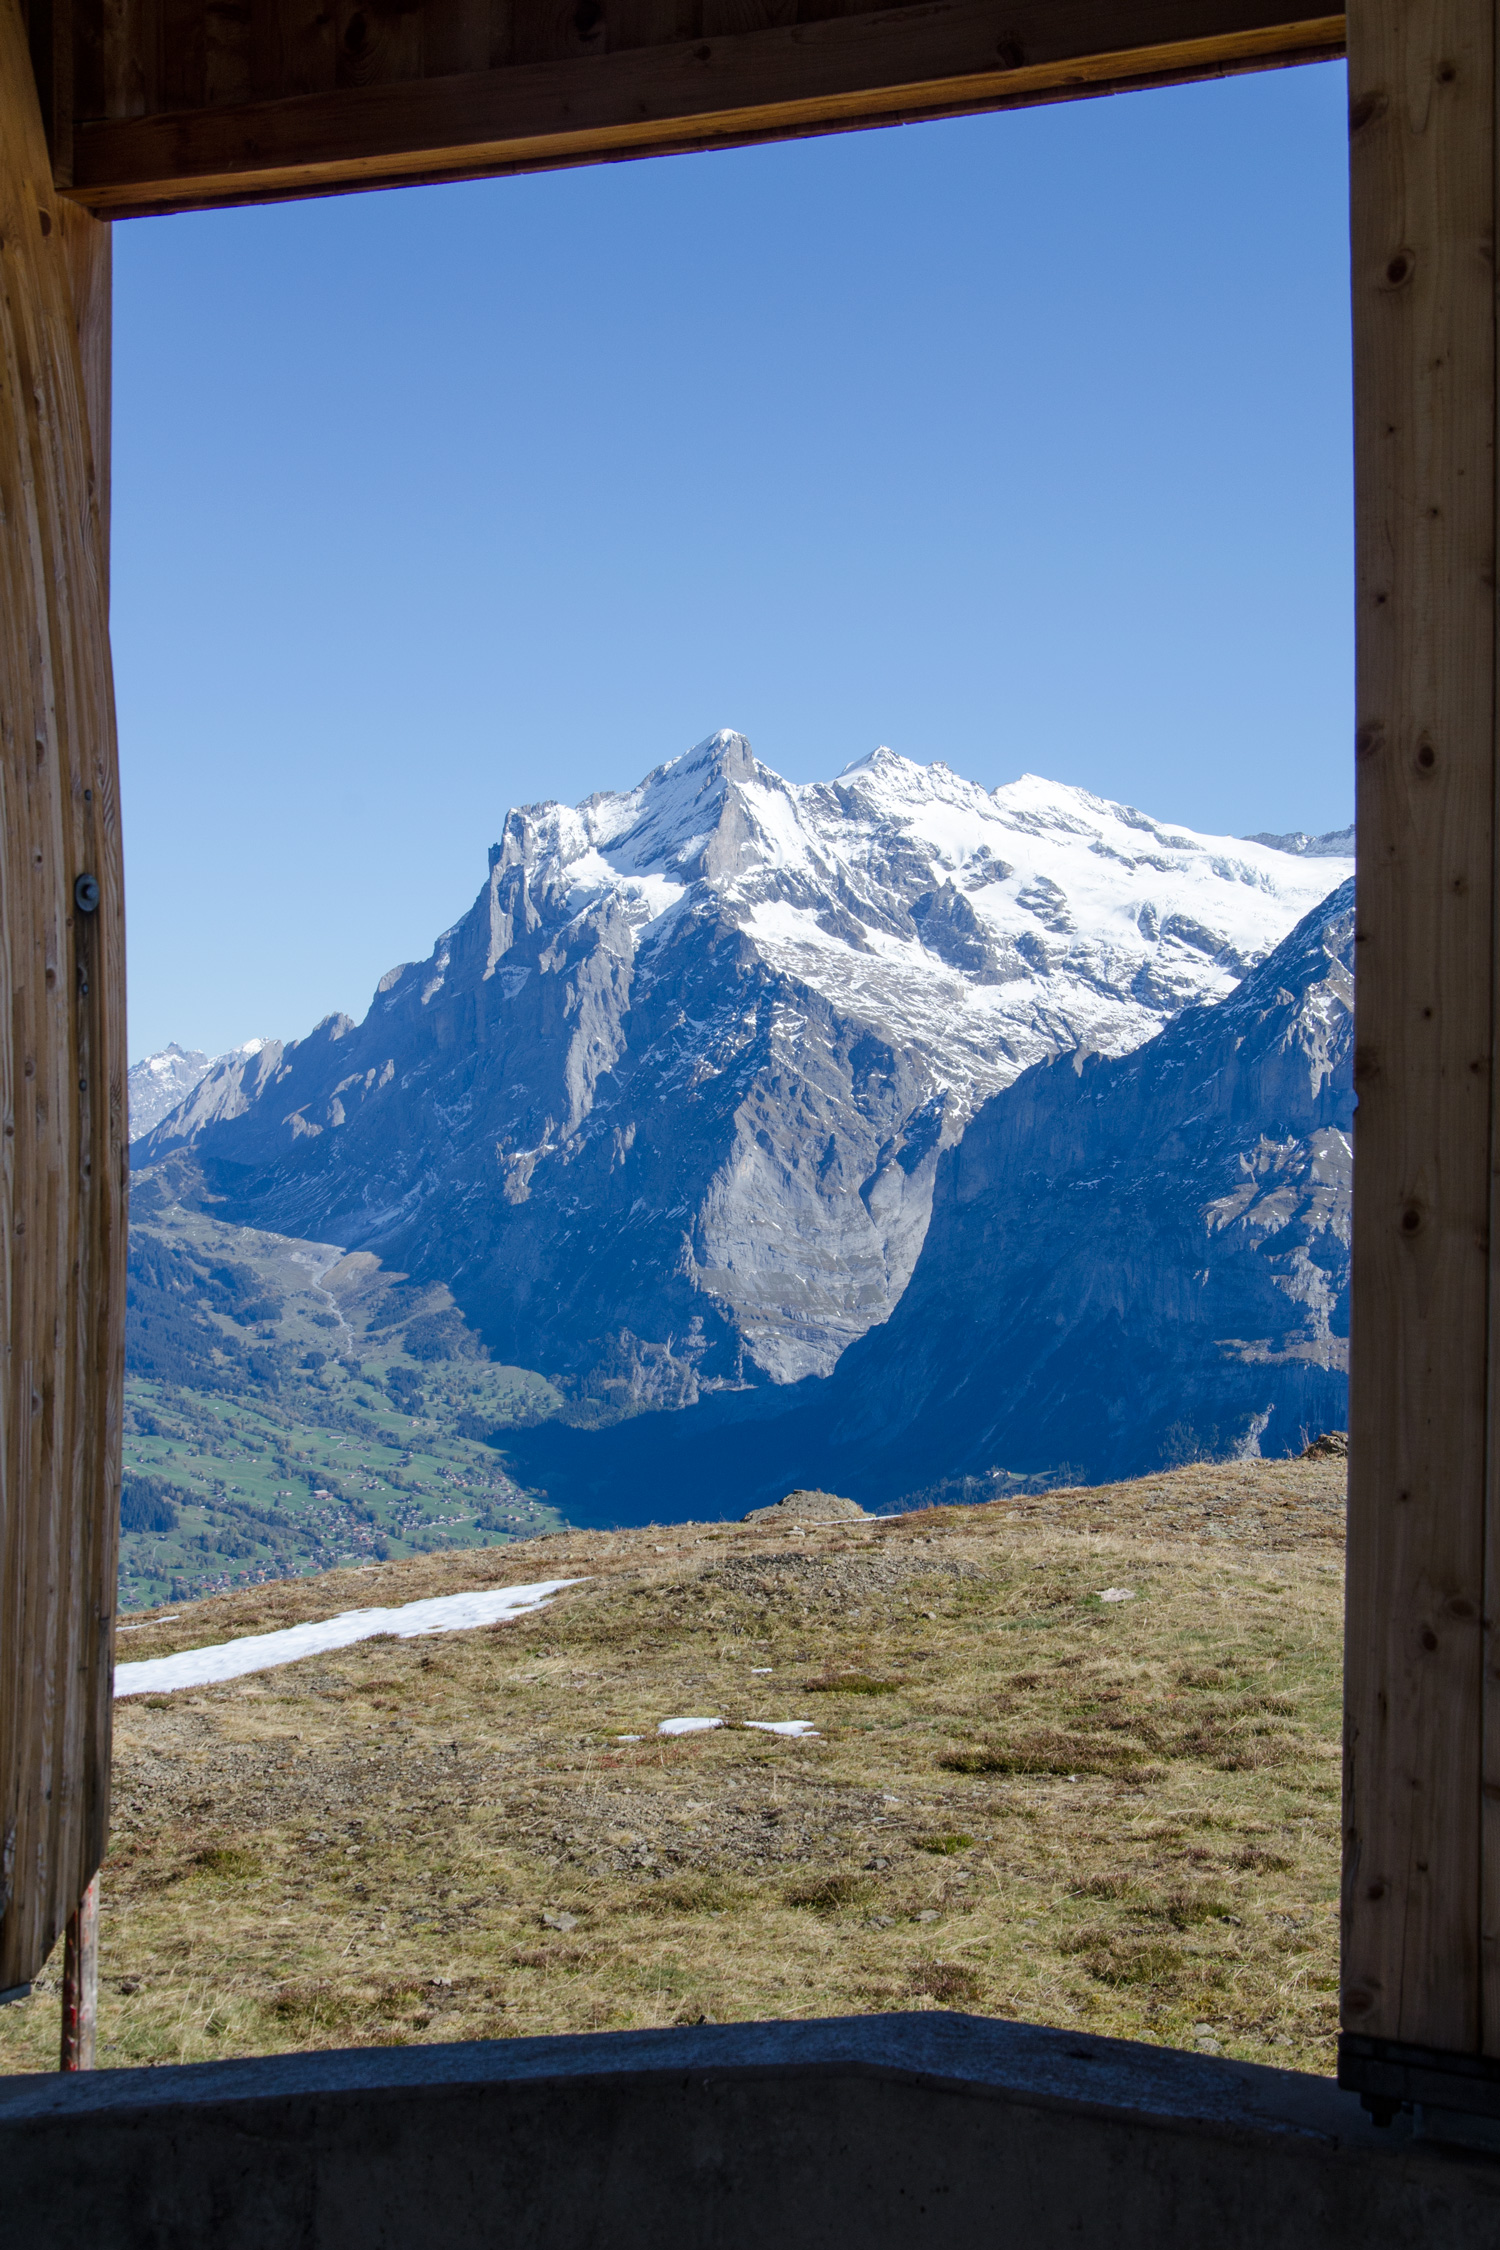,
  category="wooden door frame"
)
[7,0,1500,2124]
